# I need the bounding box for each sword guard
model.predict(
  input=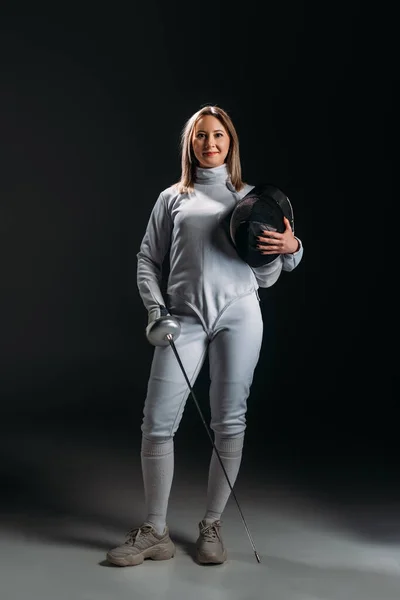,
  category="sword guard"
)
[146,314,181,347]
